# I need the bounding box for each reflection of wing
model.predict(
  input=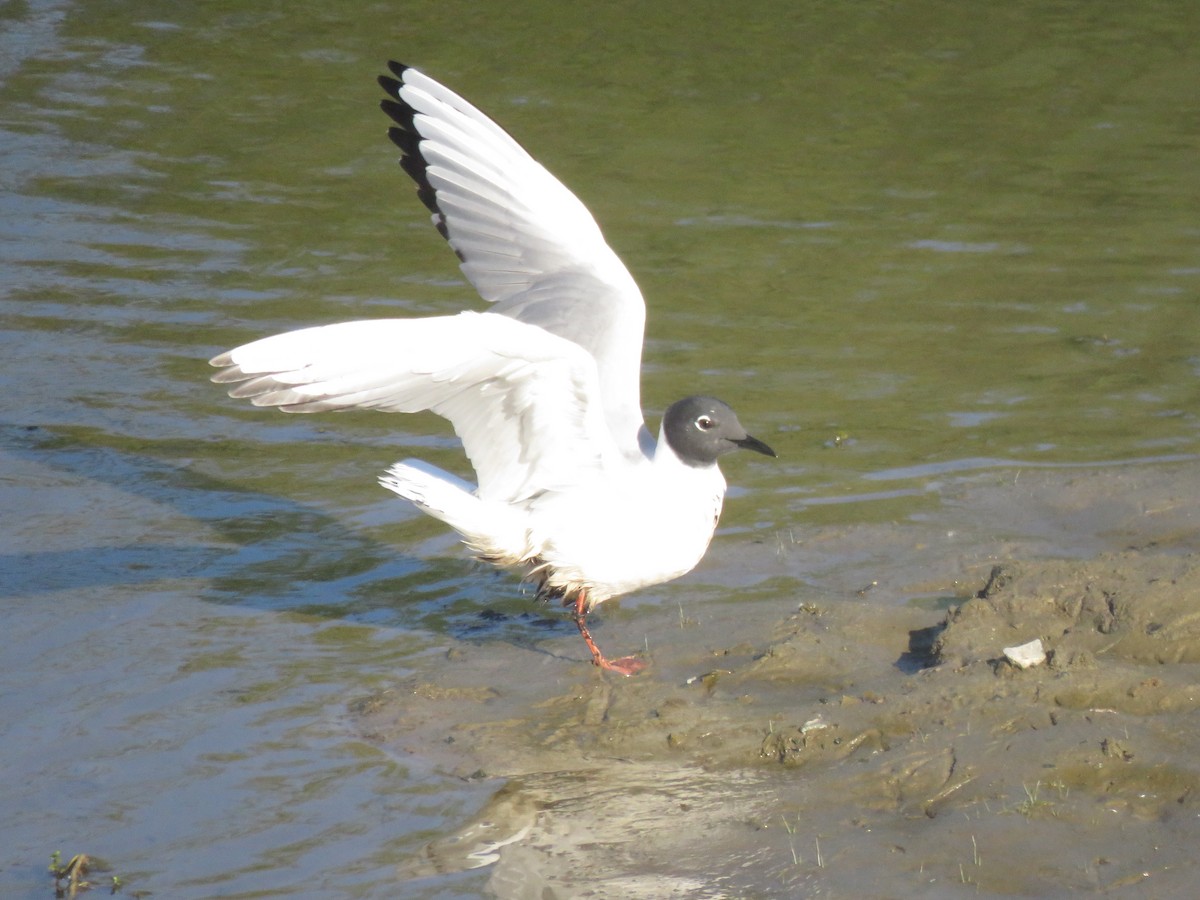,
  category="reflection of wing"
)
[379,62,649,454]
[209,312,616,503]
[396,780,541,880]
